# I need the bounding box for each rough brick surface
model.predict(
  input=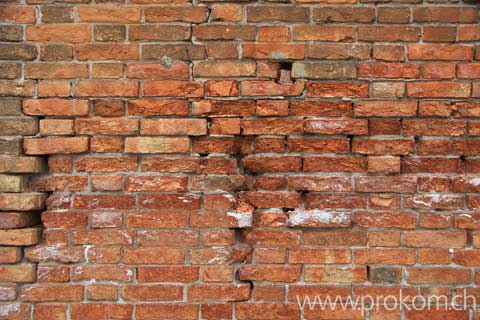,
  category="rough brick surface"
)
[1,1,480,319]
